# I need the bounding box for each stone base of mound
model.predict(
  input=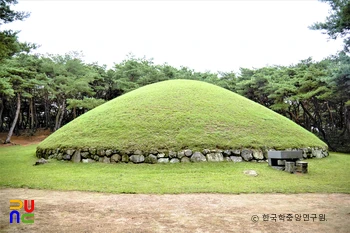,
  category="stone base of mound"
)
[36,147,329,164]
